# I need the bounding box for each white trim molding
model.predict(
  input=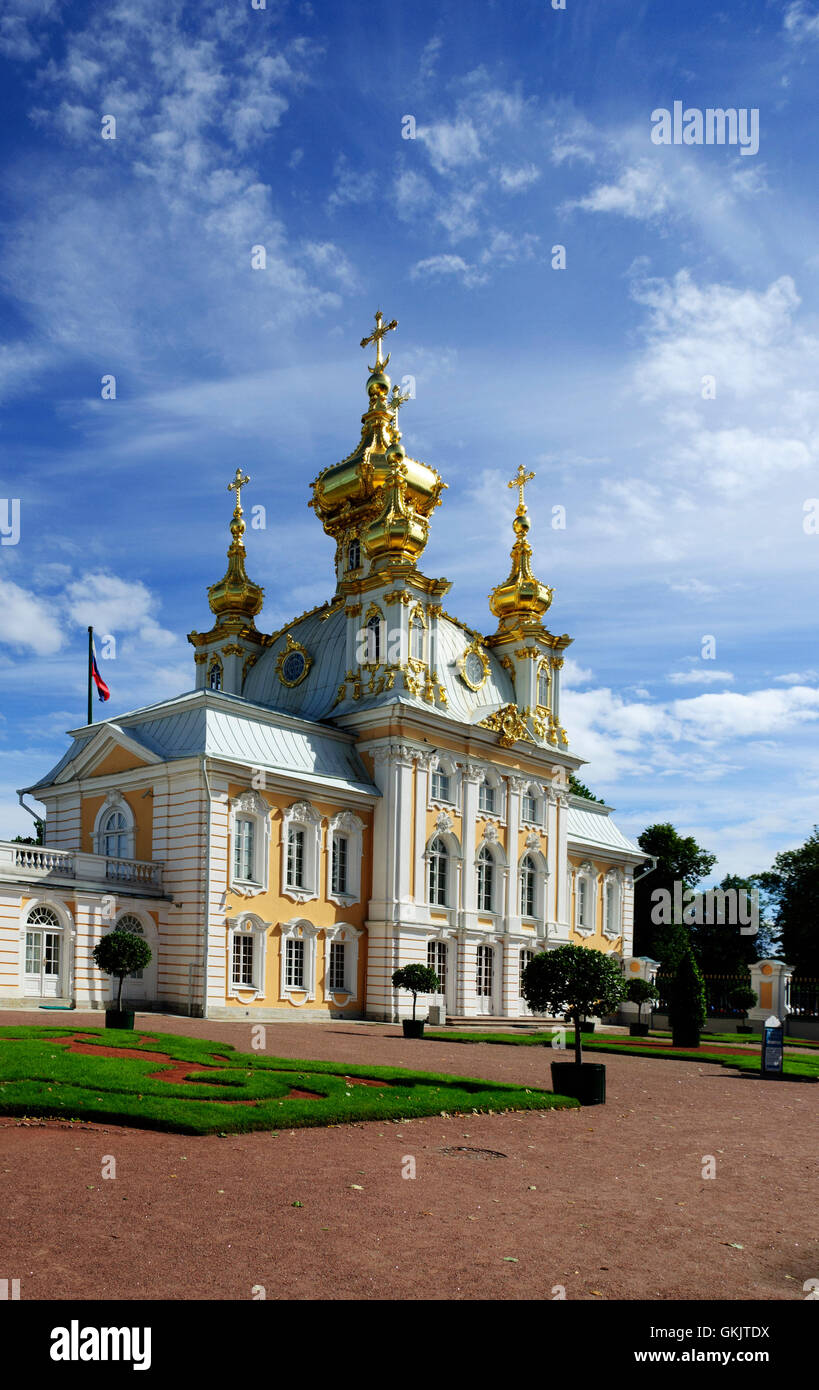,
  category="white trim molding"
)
[323,922,363,1005]
[226,912,271,1000]
[603,868,623,939]
[229,789,271,897]
[280,918,320,1003]
[281,800,322,904]
[574,860,597,935]
[92,791,136,859]
[326,810,364,907]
